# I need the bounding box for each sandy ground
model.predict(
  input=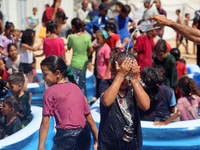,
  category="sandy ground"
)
[34,35,197,71]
